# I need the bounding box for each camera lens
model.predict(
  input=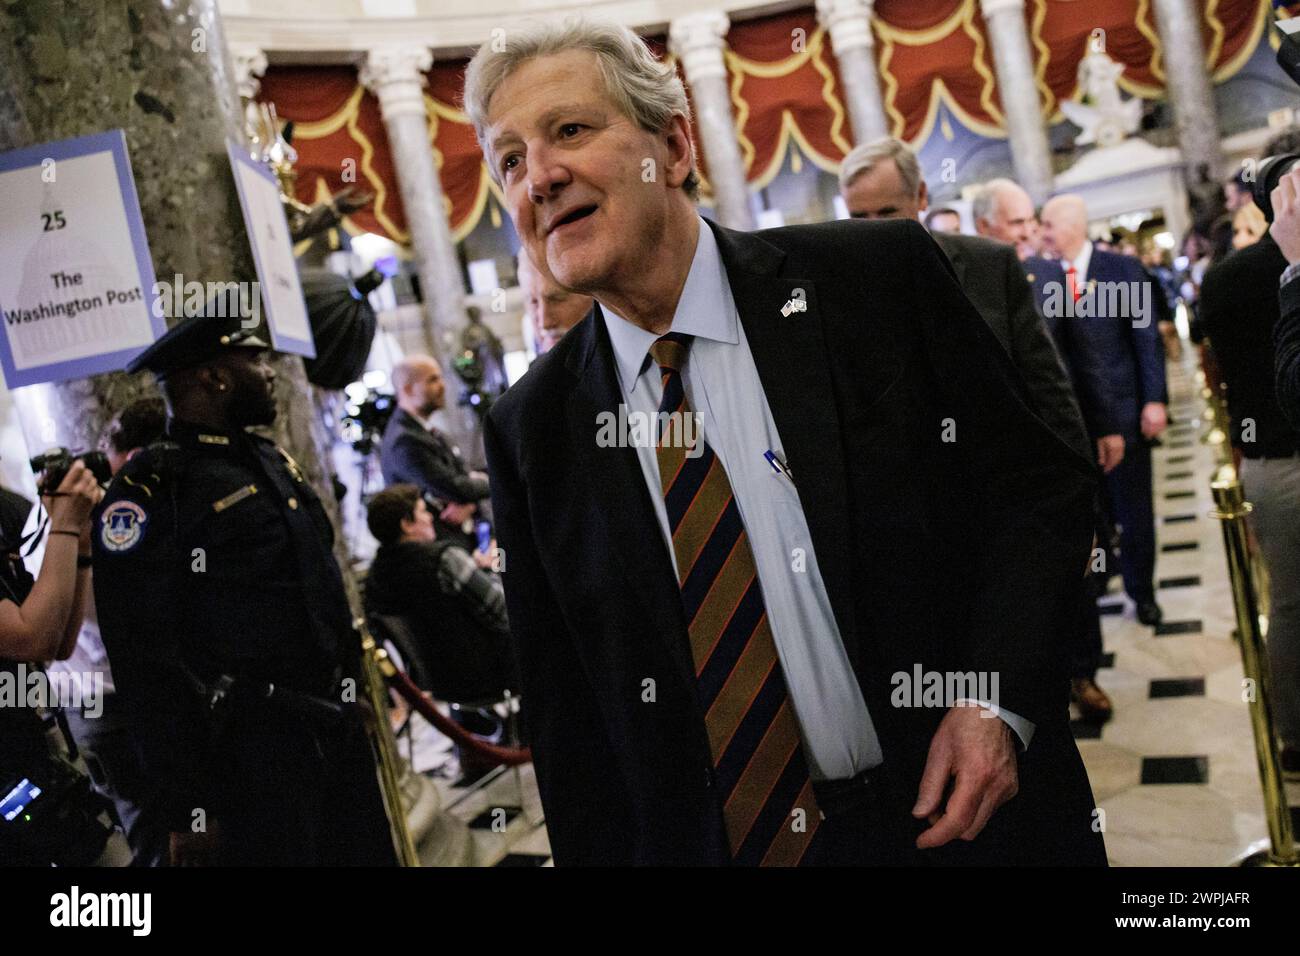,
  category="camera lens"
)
[1252,153,1300,221]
